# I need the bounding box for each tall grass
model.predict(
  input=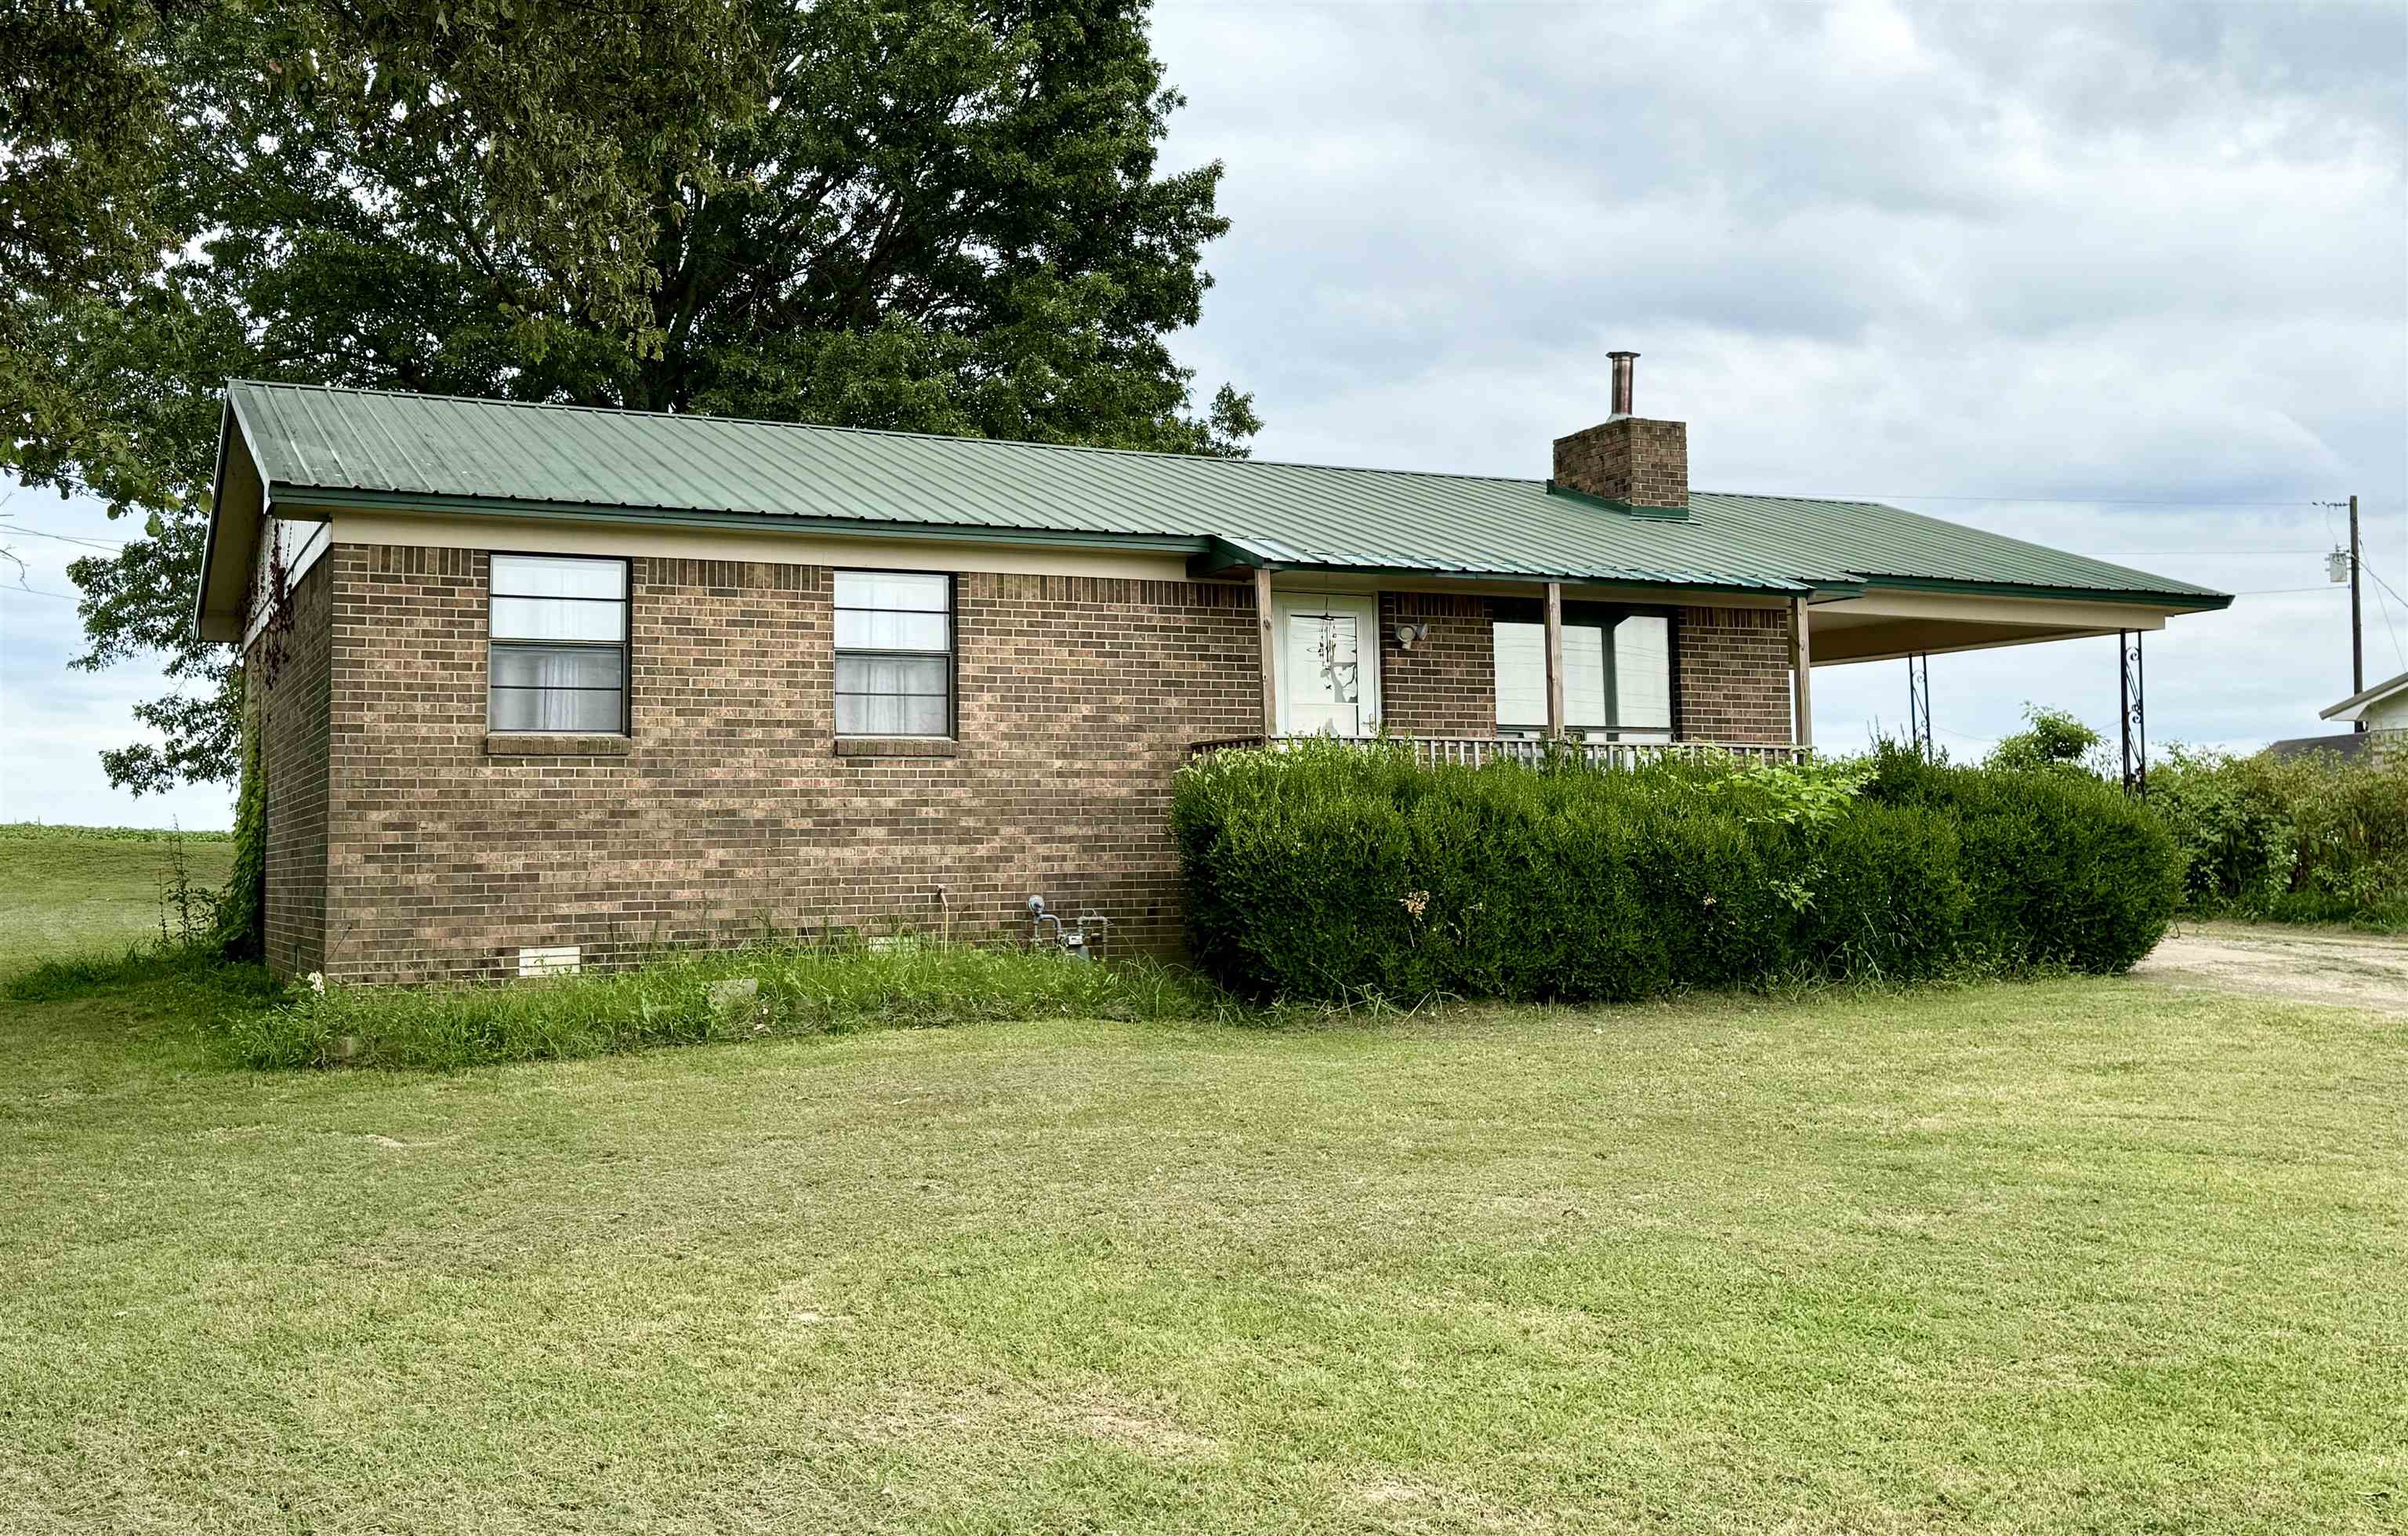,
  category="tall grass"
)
[220,939,1220,1070]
